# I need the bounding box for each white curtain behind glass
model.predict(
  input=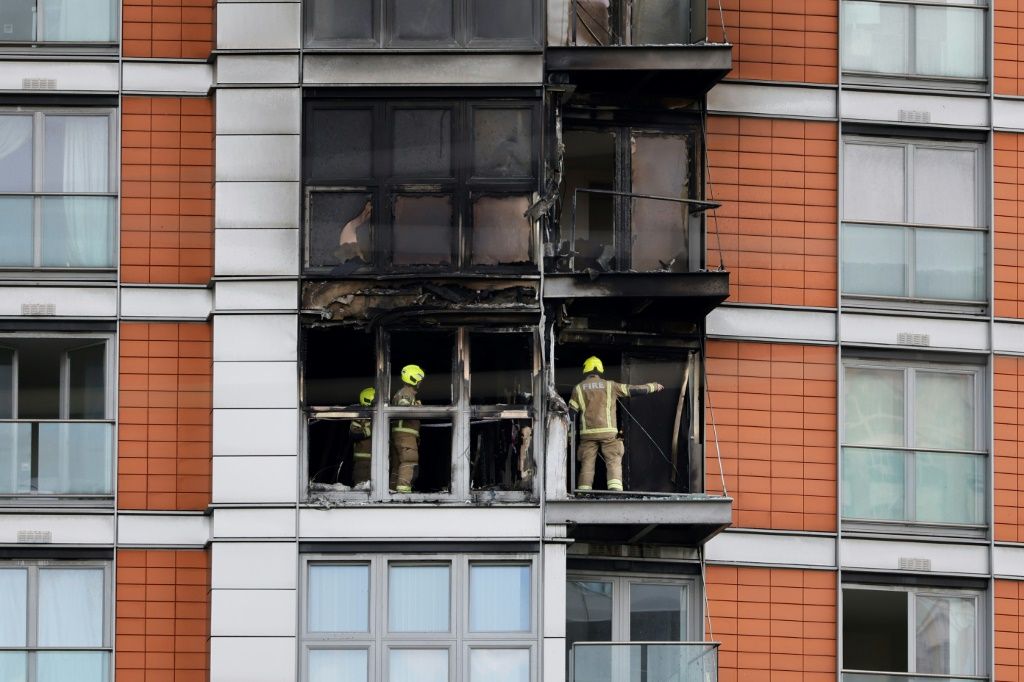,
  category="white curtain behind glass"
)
[36,652,107,682]
[59,117,109,267]
[308,565,370,632]
[0,116,33,190]
[470,565,530,632]
[389,649,447,682]
[914,372,973,451]
[388,565,449,632]
[0,569,27,646]
[916,596,976,675]
[844,367,904,446]
[38,568,103,646]
[42,0,114,42]
[469,649,530,682]
[0,653,26,682]
[309,649,368,682]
